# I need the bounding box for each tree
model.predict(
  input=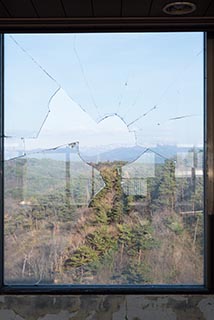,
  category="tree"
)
[156,160,176,212]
